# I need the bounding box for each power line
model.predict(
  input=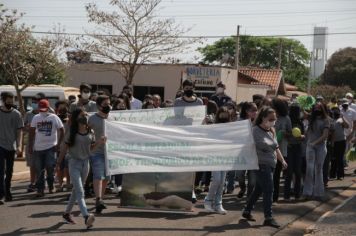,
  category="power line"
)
[24,30,356,38]
[20,9,356,18]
